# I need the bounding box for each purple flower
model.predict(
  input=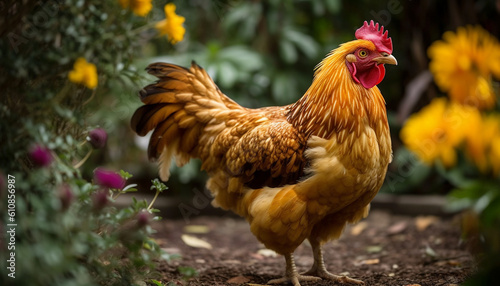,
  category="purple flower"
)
[29,144,53,168]
[94,168,126,189]
[87,128,107,149]
[58,184,74,211]
[92,189,109,210]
